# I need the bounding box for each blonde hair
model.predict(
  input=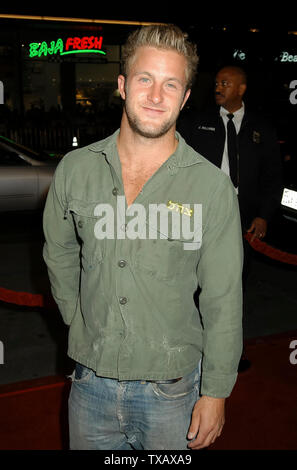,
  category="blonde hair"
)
[121,24,199,89]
